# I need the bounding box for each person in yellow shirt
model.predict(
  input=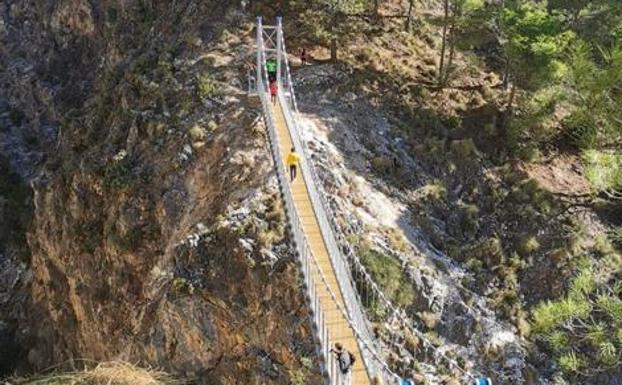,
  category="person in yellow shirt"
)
[286,147,301,182]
